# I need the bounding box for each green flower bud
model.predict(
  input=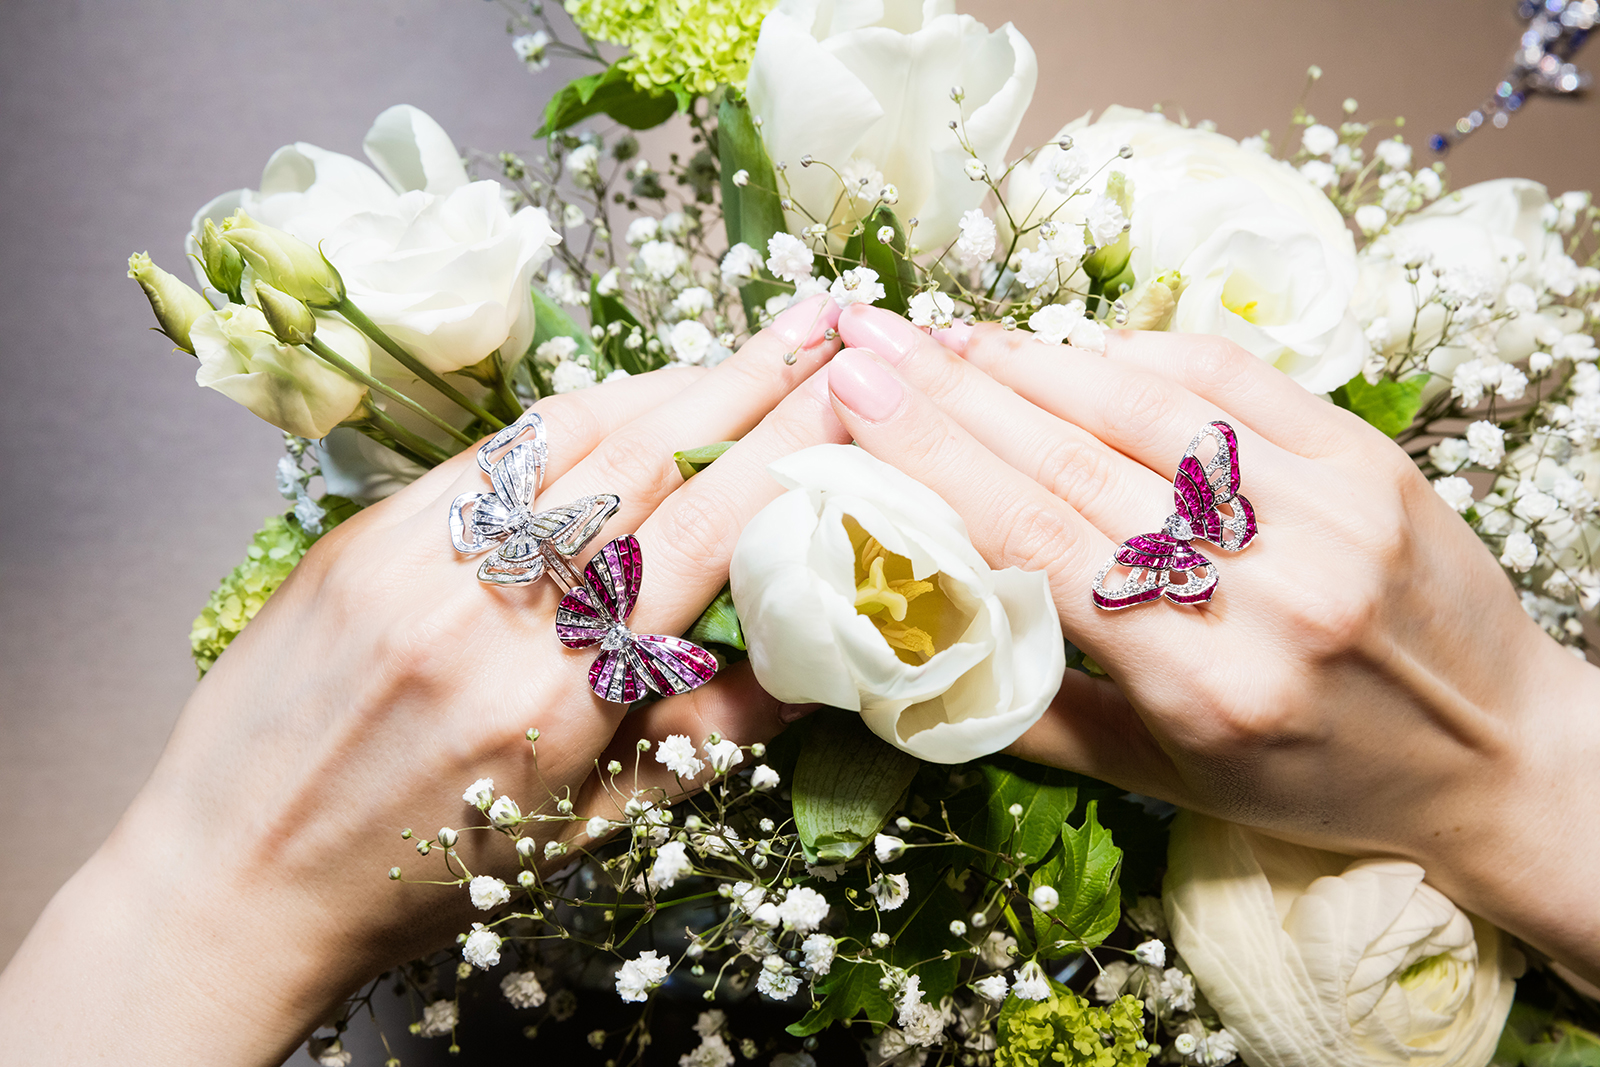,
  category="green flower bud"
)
[128,252,213,354]
[199,219,245,301]
[255,282,318,346]
[222,210,345,308]
[1081,231,1131,282]
[1123,272,1181,331]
